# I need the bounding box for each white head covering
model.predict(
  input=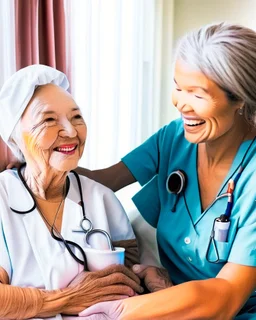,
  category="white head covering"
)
[0,64,69,145]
